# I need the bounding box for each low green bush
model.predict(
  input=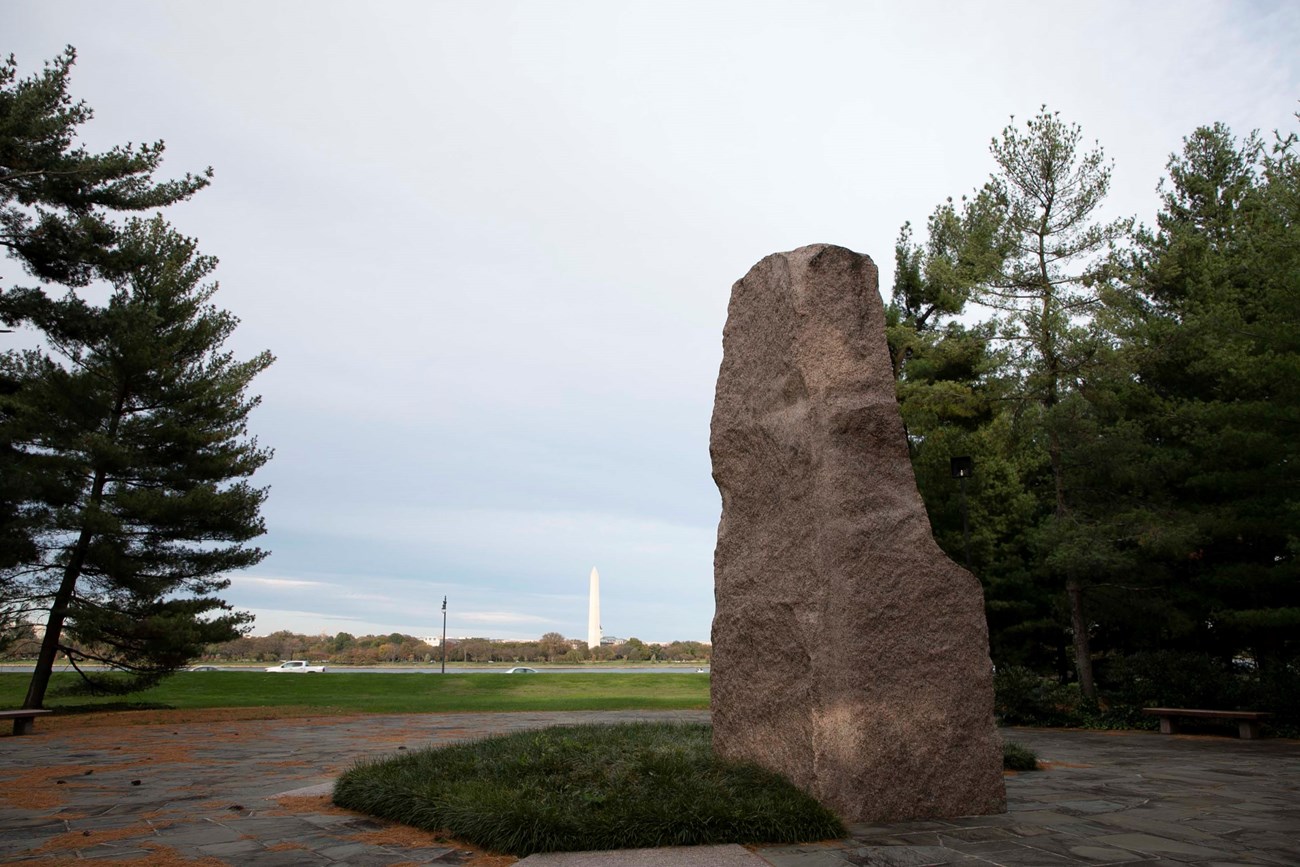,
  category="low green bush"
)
[1096,651,1241,712]
[333,722,844,856]
[1001,741,1039,771]
[1252,662,1300,738]
[993,665,1081,726]
[995,653,1299,737]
